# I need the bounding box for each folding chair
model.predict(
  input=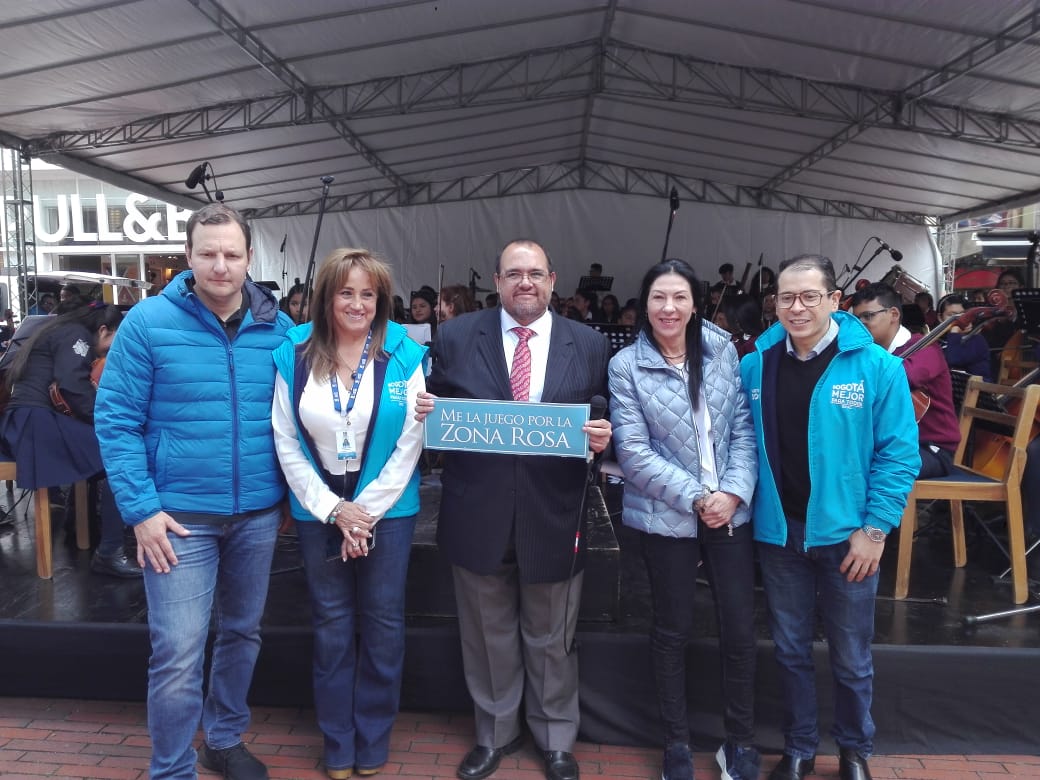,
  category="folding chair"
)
[894,377,1040,605]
